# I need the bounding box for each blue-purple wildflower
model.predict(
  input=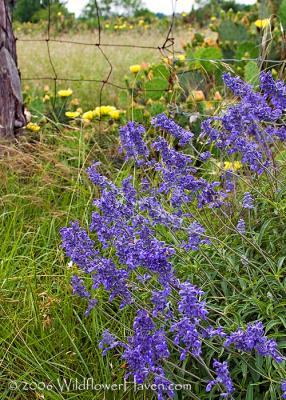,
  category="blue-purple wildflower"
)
[201,72,286,174]
[151,113,193,146]
[60,80,286,399]
[120,121,149,161]
[242,192,254,209]
[236,218,246,234]
[206,359,234,397]
[224,321,283,363]
[281,380,286,399]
